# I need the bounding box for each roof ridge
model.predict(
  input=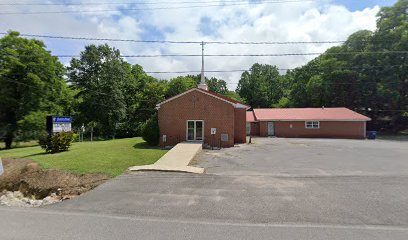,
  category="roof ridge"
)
[156,87,250,109]
[251,107,370,121]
